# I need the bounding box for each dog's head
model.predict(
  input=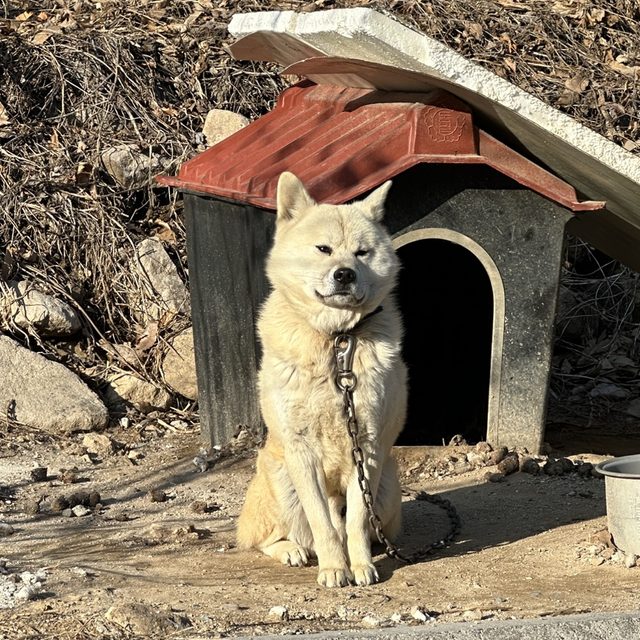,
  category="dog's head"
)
[267,172,399,332]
